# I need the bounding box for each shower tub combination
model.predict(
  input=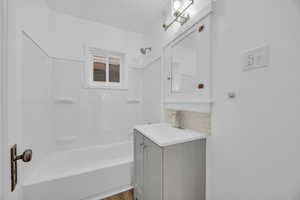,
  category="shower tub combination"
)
[23,141,133,200]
